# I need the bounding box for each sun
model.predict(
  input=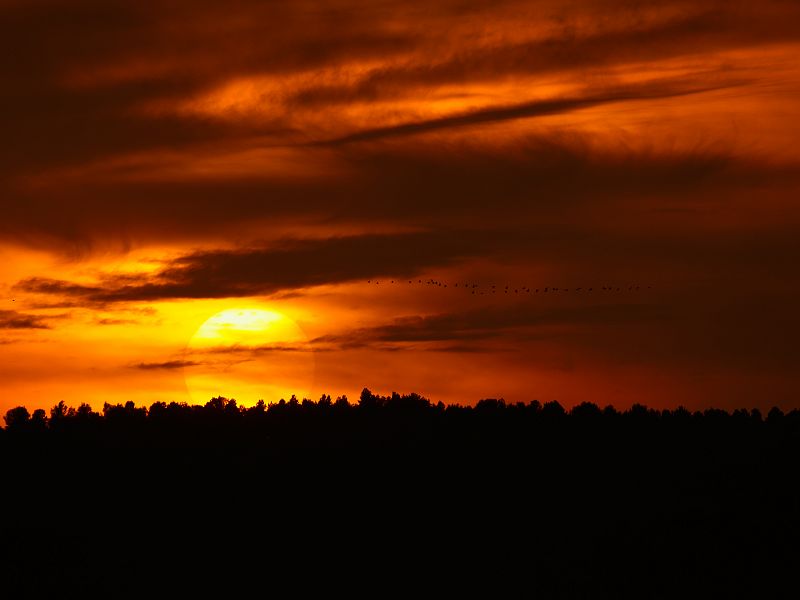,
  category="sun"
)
[183,308,315,406]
